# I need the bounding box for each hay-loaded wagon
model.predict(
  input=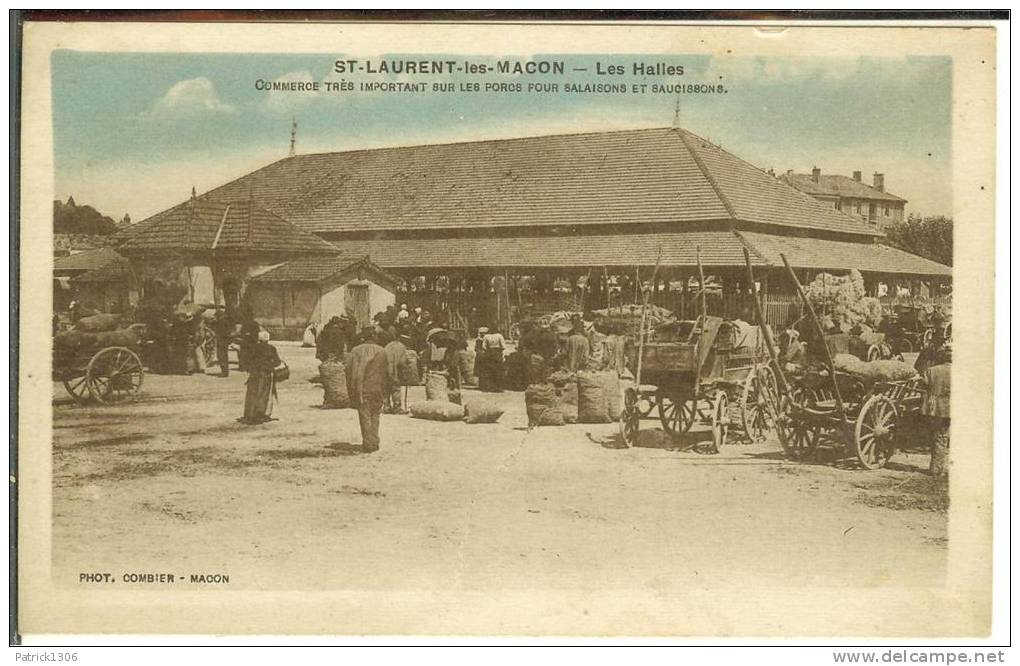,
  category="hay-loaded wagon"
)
[776,369,924,469]
[617,248,780,451]
[53,326,144,404]
[774,255,926,469]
